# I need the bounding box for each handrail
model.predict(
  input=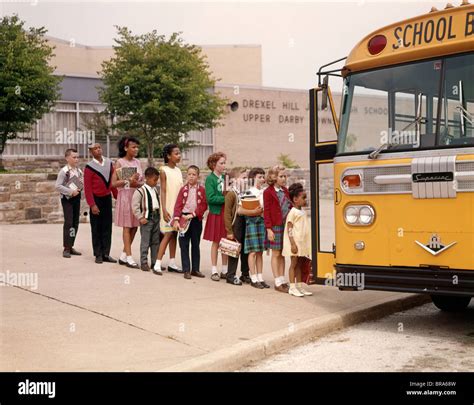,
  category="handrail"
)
[317,57,347,86]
